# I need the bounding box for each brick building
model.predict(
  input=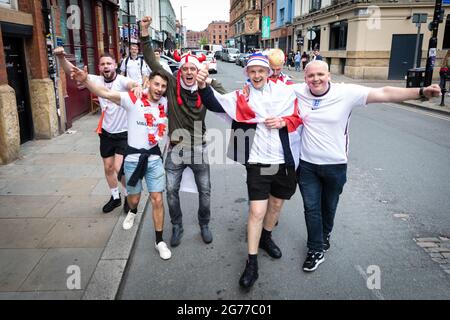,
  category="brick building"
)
[229,0,262,52]
[207,20,229,46]
[186,30,208,48]
[0,0,120,164]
